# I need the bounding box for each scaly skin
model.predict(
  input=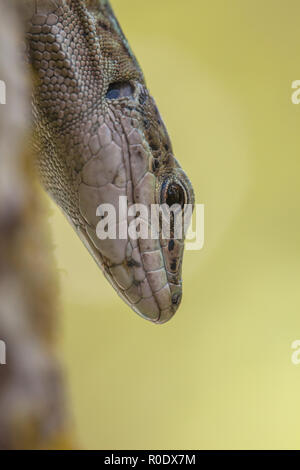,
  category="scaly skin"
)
[25,0,194,323]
